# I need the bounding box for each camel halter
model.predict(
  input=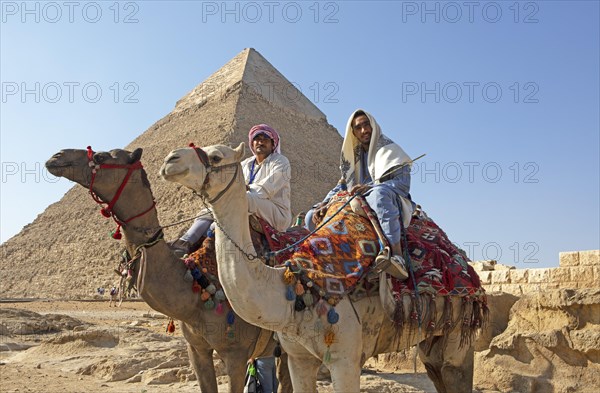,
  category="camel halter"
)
[188,143,240,204]
[86,146,156,239]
